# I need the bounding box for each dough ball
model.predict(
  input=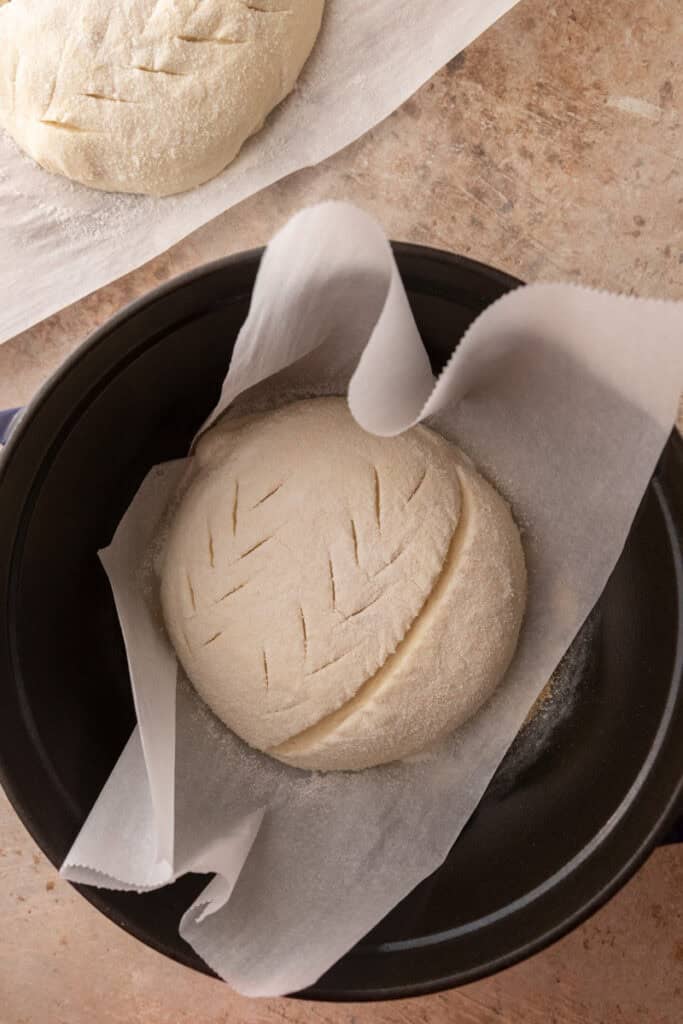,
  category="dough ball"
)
[0,0,324,195]
[161,398,527,771]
